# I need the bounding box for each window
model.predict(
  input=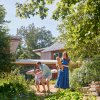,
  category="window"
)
[53,52,62,60]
